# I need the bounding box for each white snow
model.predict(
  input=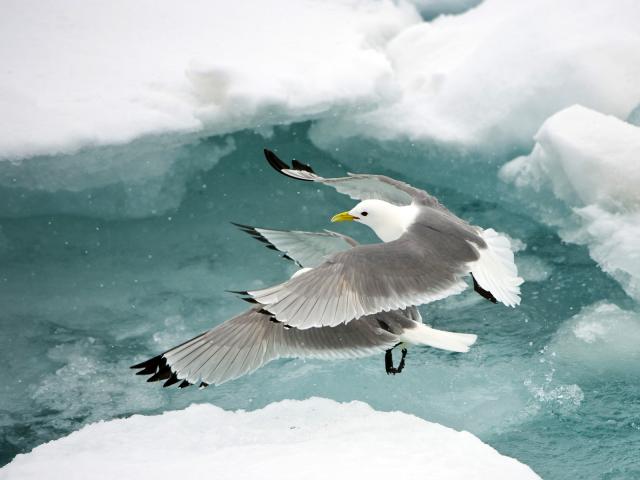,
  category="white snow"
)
[3,0,640,162]
[0,0,419,160]
[0,398,539,480]
[311,0,640,148]
[501,105,640,300]
[0,0,420,216]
